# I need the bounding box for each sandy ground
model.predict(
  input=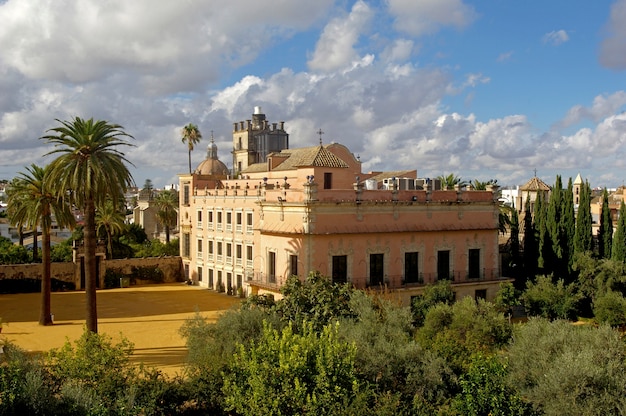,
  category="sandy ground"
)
[0,284,241,377]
